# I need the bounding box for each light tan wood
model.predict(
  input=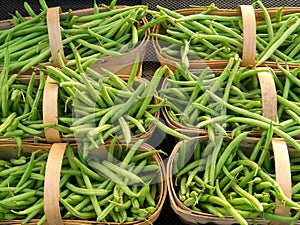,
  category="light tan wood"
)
[43,76,62,143]
[240,5,256,67]
[257,69,278,122]
[44,143,67,225]
[46,7,65,66]
[270,139,292,225]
